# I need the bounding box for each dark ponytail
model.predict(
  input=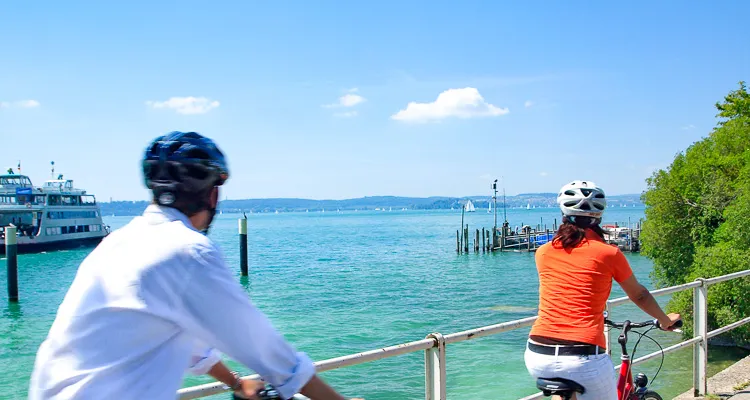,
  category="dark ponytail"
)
[552,216,606,250]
